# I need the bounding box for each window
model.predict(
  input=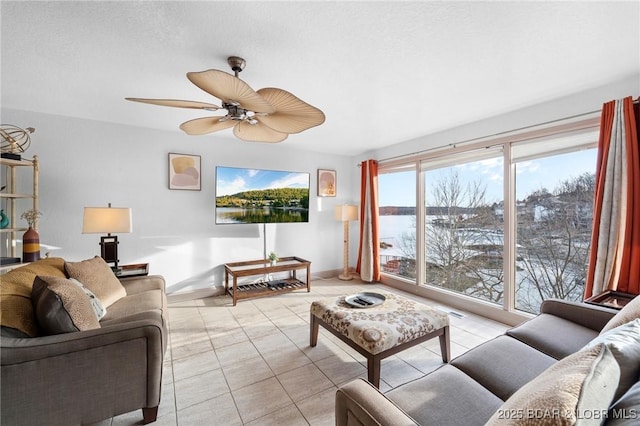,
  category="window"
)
[378,166,416,280]
[377,120,599,314]
[422,151,504,305]
[513,146,597,314]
